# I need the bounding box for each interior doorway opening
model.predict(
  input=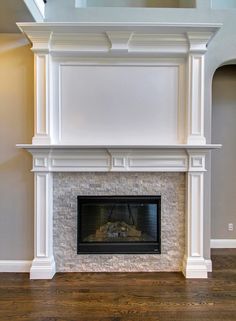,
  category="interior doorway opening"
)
[211,65,236,245]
